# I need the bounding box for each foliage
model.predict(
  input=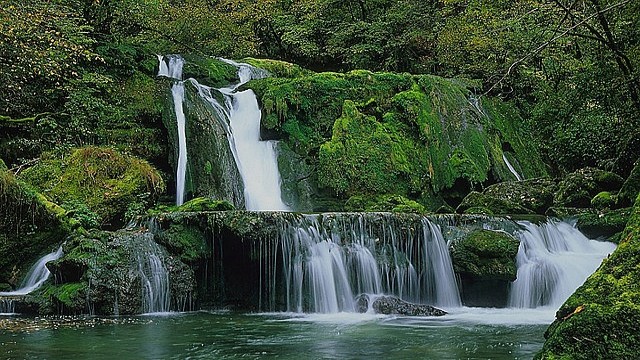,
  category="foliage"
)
[19,147,165,229]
